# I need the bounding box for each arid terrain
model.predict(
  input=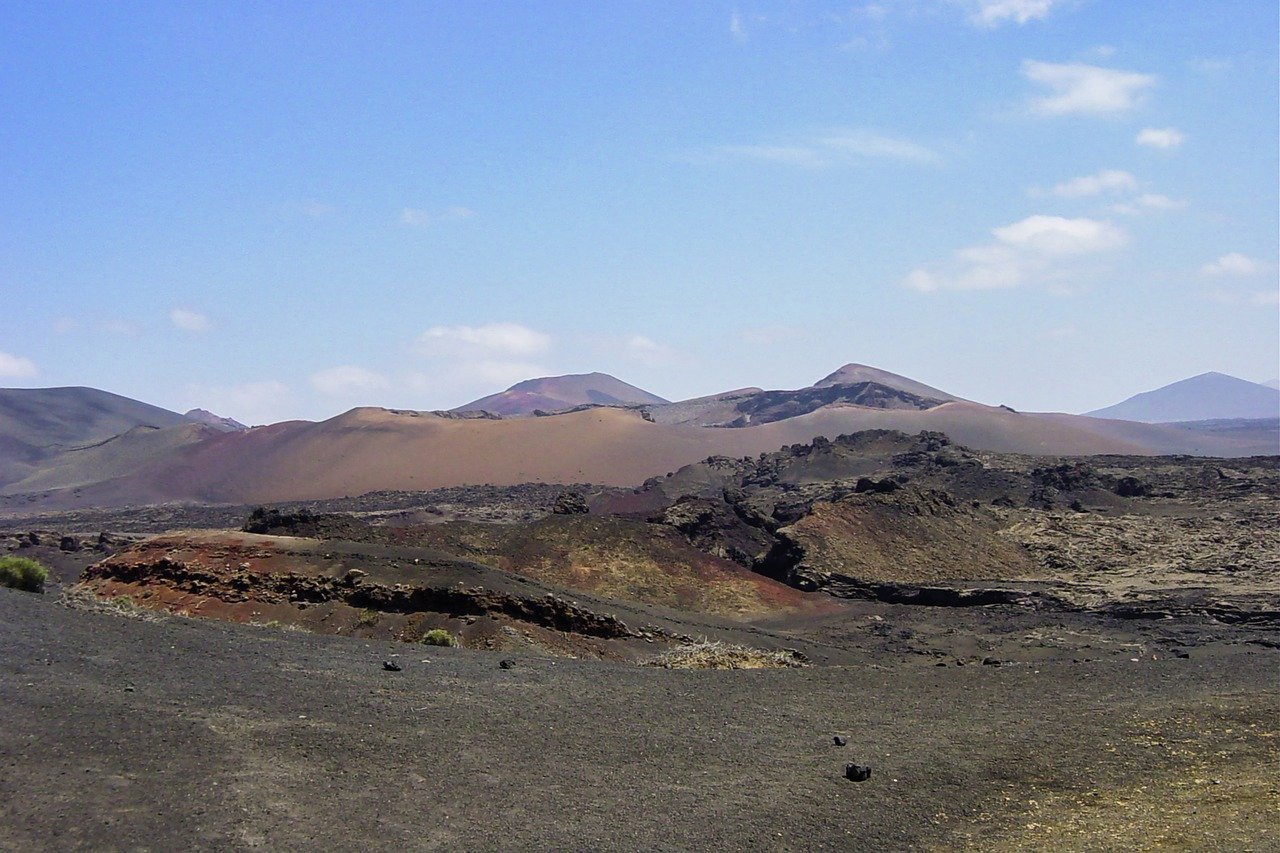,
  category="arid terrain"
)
[3,367,1275,513]
[2,428,1276,849]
